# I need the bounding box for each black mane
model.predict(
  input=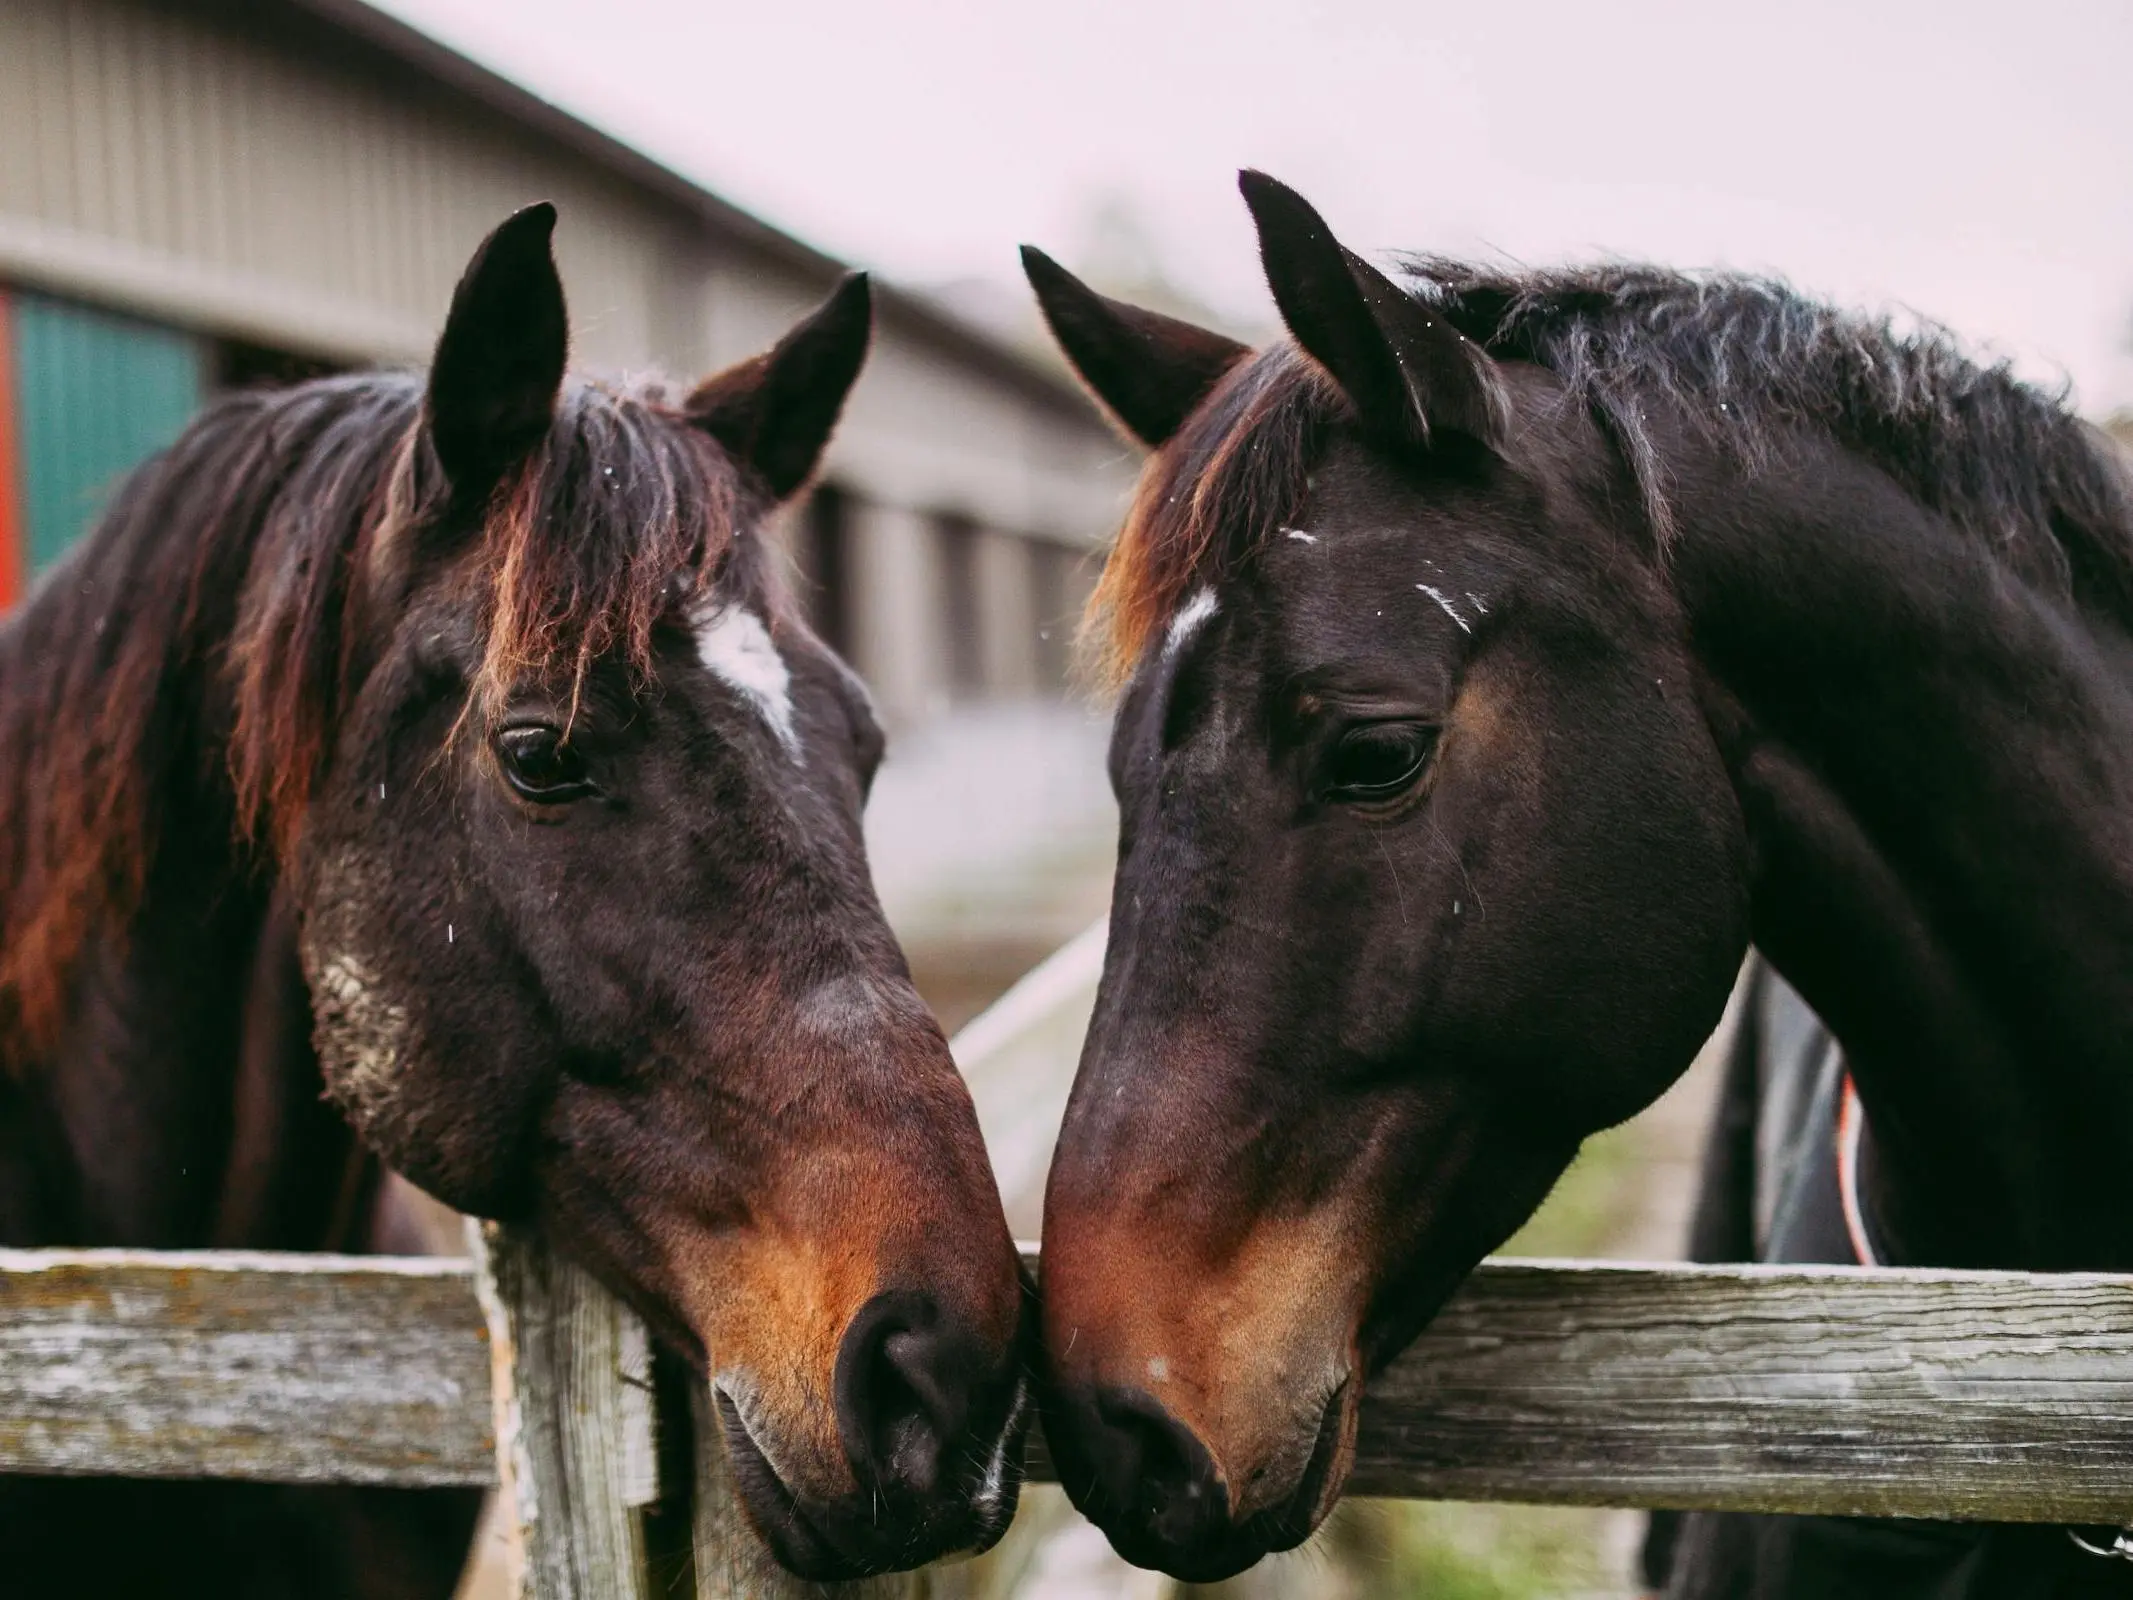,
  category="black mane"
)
[1091,259,2133,677]
[1404,258,2133,605]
